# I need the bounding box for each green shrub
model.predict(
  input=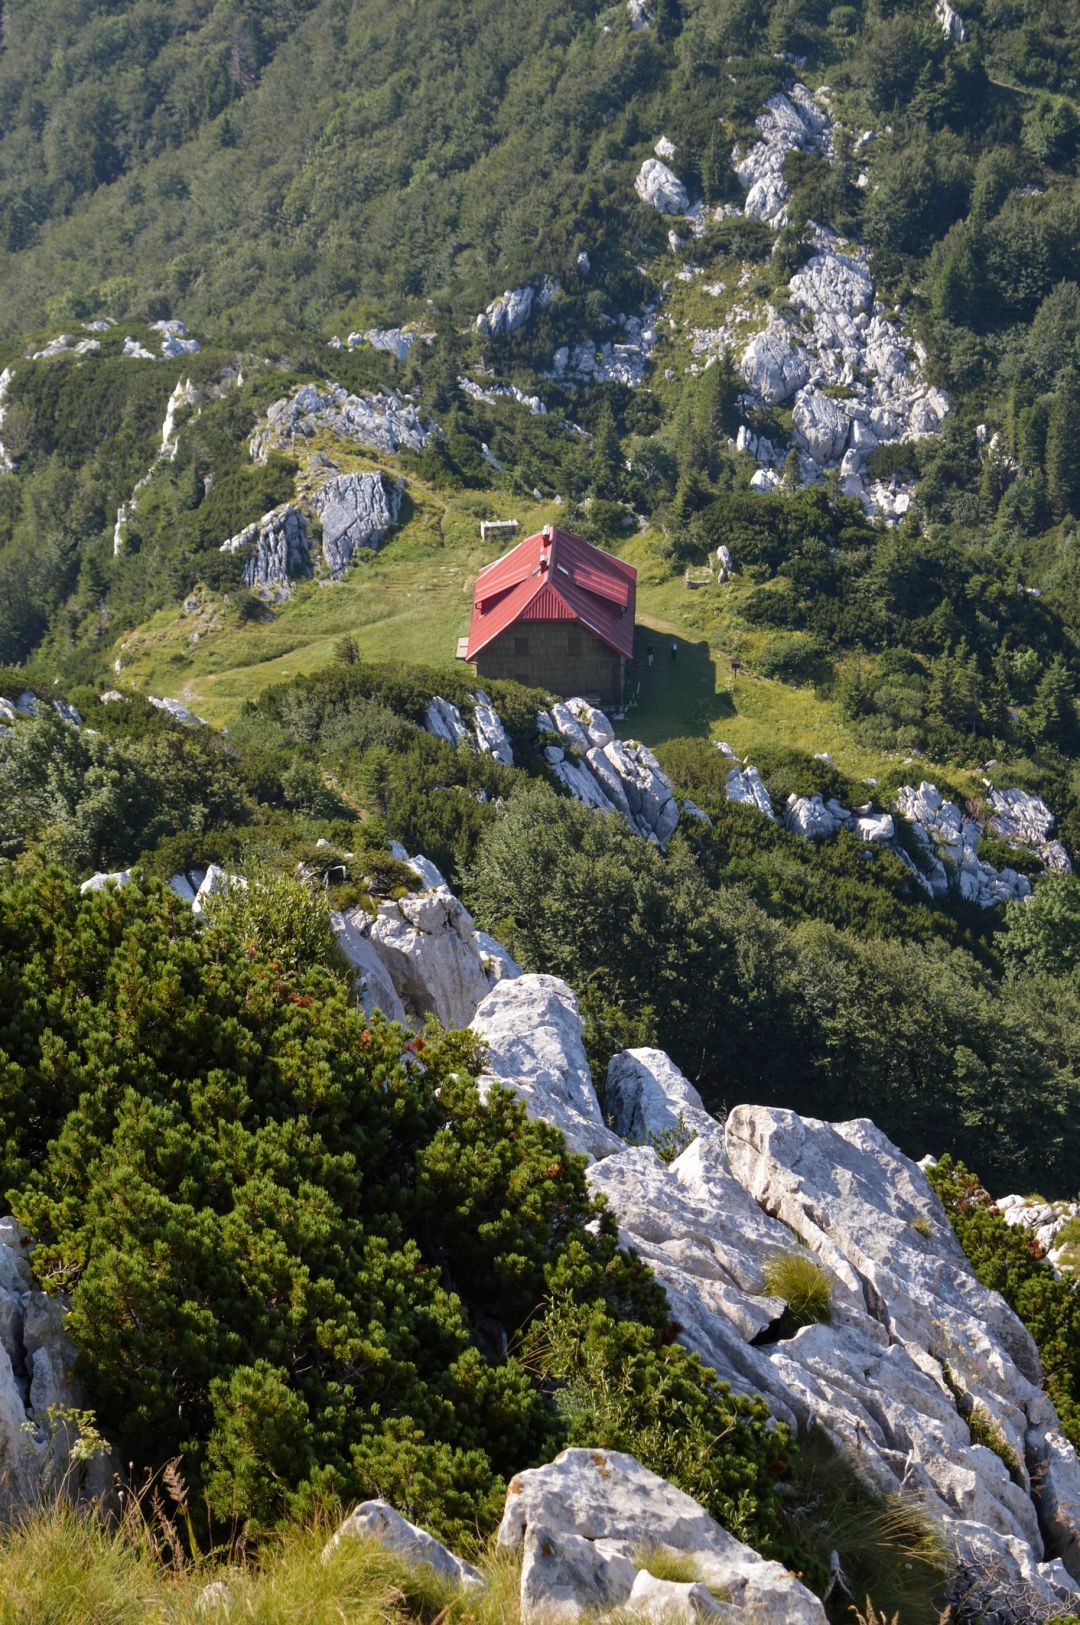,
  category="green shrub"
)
[927,1157,1080,1450]
[761,1252,833,1327]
